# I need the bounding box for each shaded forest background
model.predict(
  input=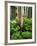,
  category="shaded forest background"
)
[10,6,32,40]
